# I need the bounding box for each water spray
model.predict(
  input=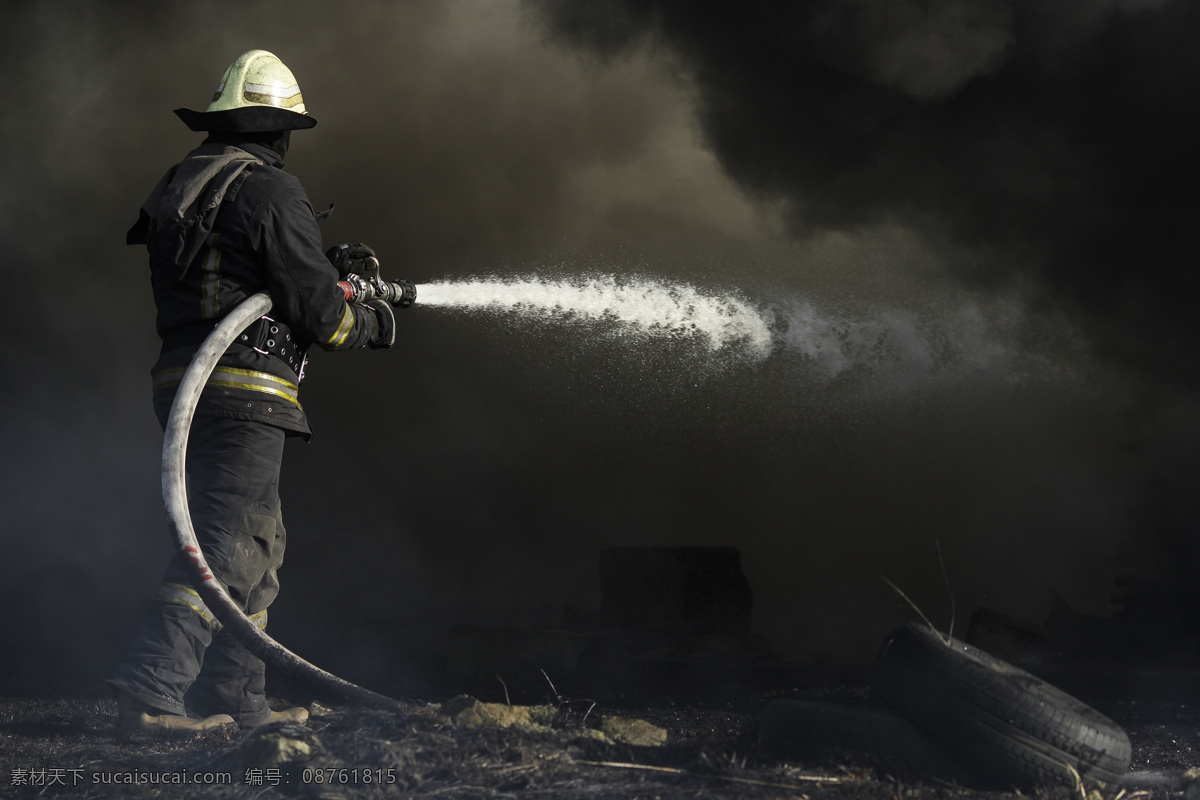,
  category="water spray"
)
[416,275,774,359]
[409,275,1016,386]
